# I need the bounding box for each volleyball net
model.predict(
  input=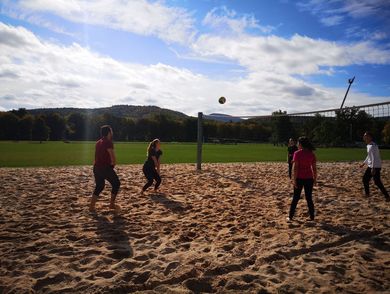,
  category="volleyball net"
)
[196,100,390,170]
